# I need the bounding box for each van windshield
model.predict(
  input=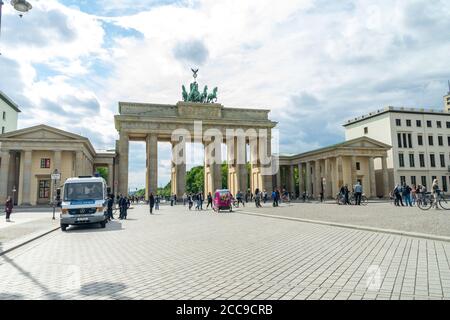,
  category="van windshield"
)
[64,182,103,201]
